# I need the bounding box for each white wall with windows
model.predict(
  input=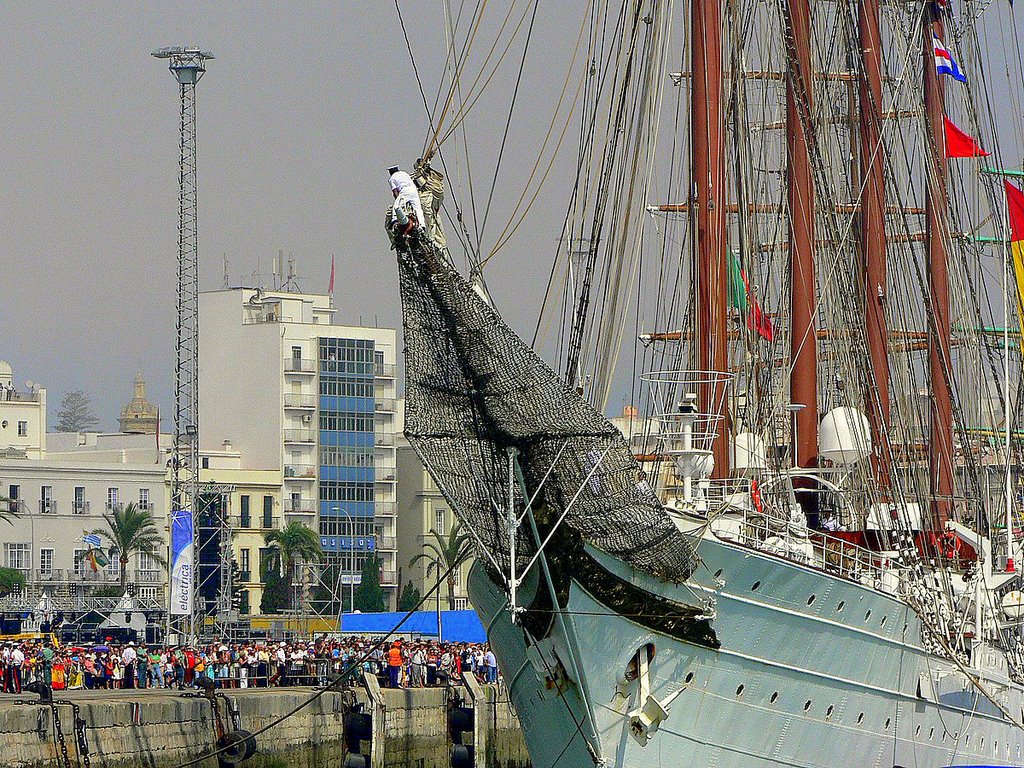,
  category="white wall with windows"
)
[0,457,167,603]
